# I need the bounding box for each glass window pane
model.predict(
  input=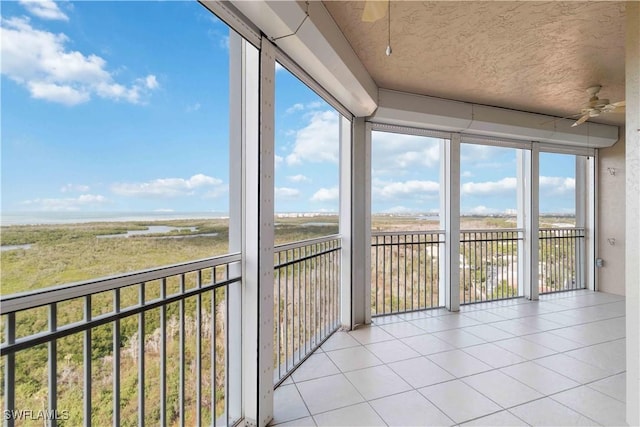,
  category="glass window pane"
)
[274,63,340,242]
[371,131,443,231]
[1,2,232,290]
